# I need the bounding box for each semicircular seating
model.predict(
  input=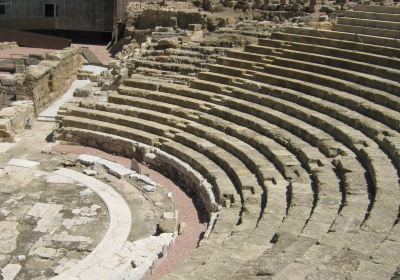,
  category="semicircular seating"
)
[56,5,400,280]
